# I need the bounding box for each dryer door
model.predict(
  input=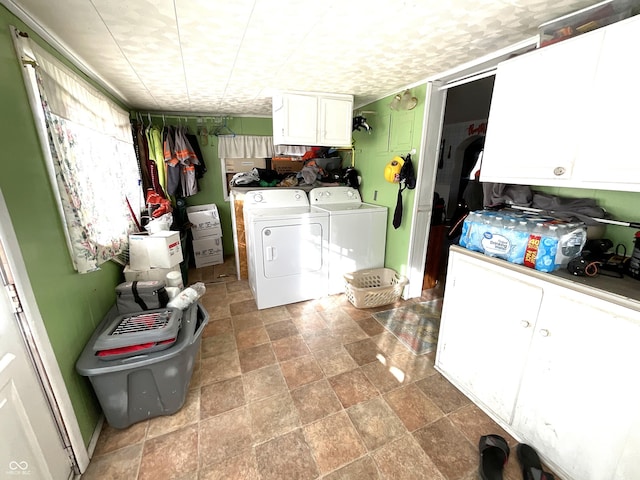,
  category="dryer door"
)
[261,223,323,278]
